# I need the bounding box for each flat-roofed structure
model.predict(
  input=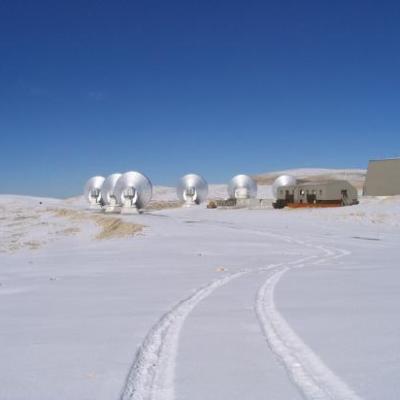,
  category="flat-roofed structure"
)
[364,158,400,196]
[274,180,358,208]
